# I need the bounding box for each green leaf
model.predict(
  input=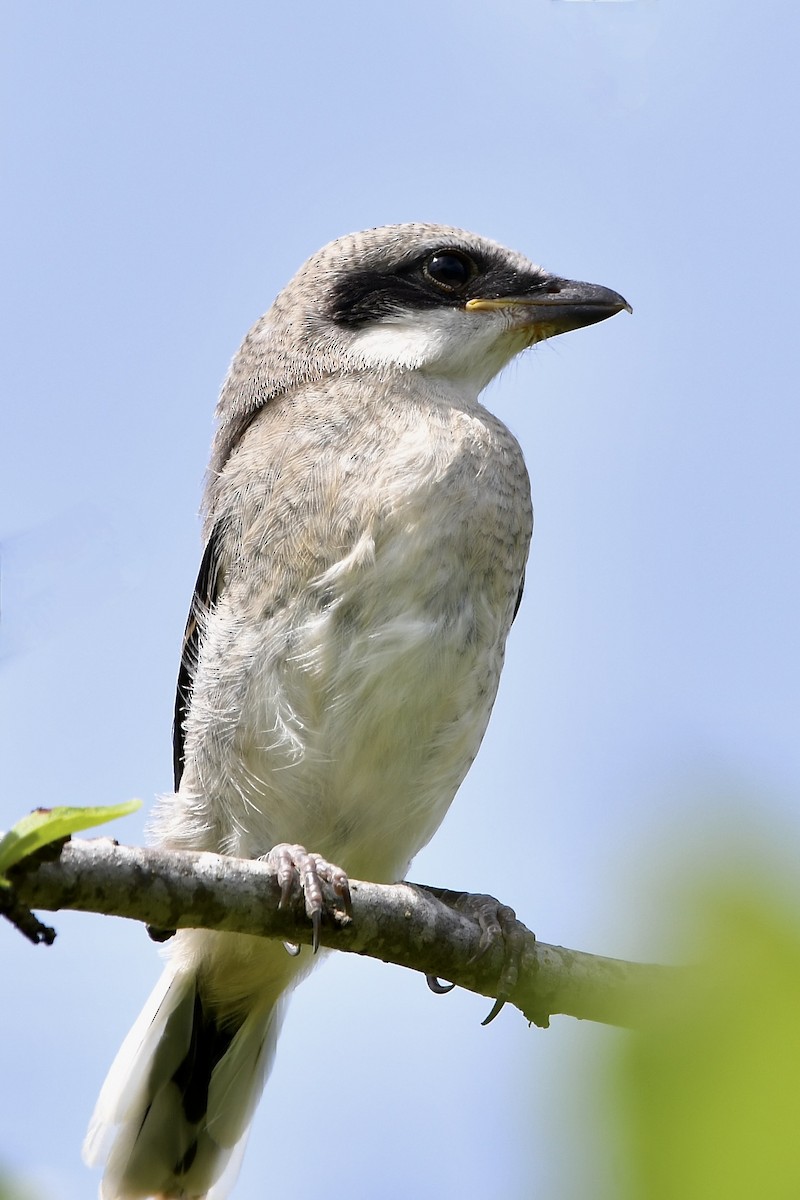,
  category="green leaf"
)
[0,800,142,884]
[613,872,800,1199]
